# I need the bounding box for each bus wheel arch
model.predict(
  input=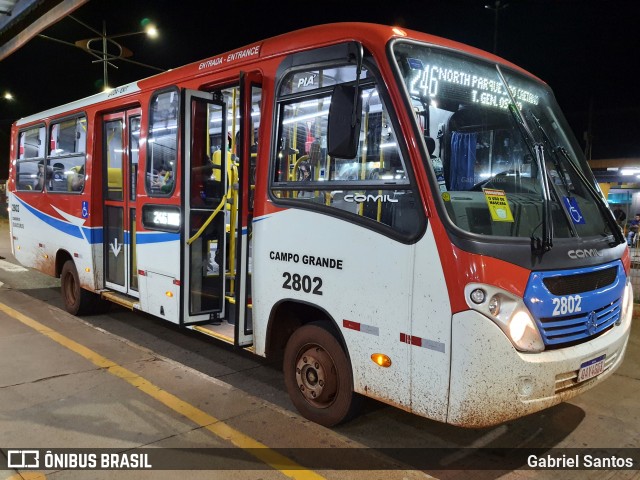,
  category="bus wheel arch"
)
[55,249,73,278]
[265,300,346,362]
